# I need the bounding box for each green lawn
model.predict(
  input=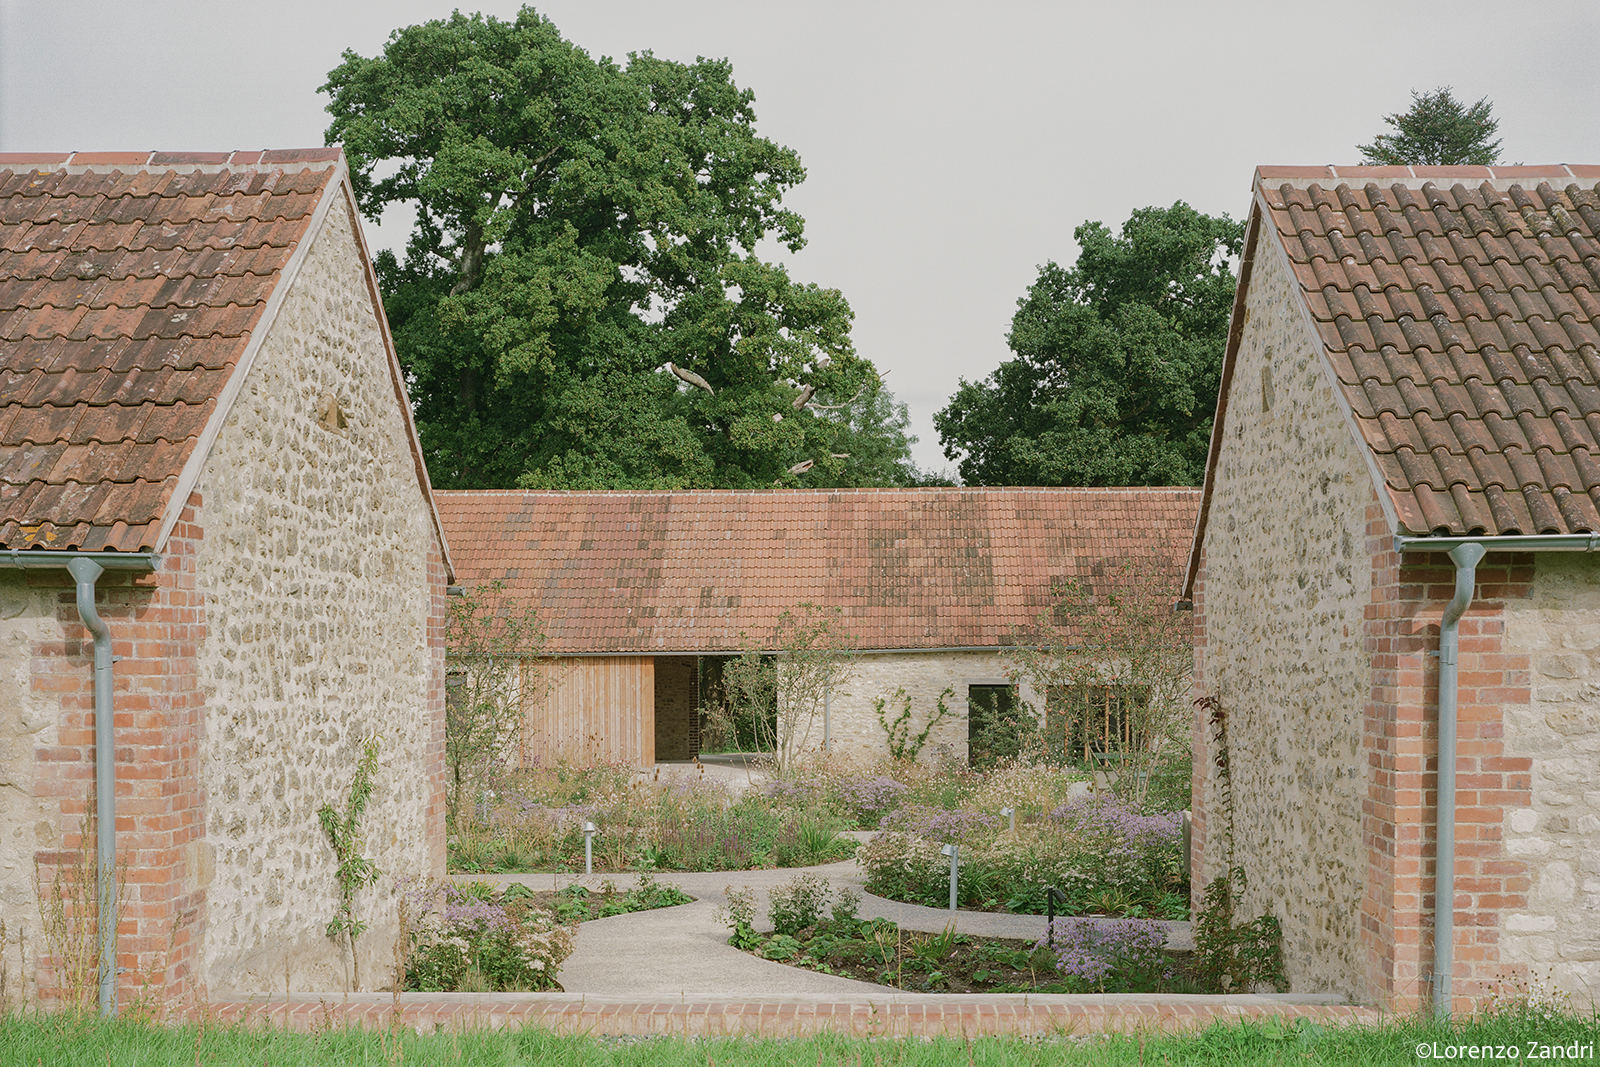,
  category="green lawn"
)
[4,1010,1597,1066]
